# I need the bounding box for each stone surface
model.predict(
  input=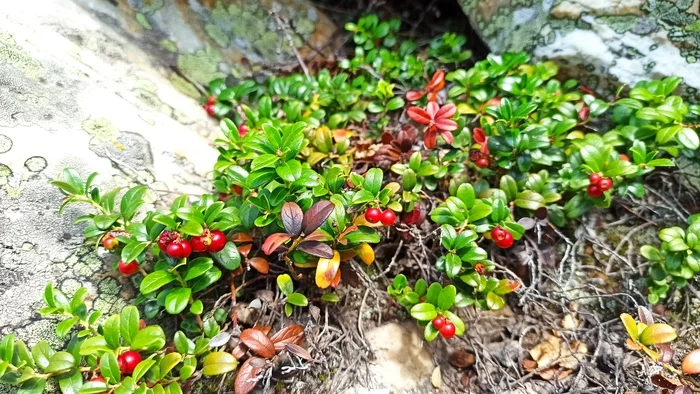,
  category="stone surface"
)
[459,0,700,100]
[359,322,435,393]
